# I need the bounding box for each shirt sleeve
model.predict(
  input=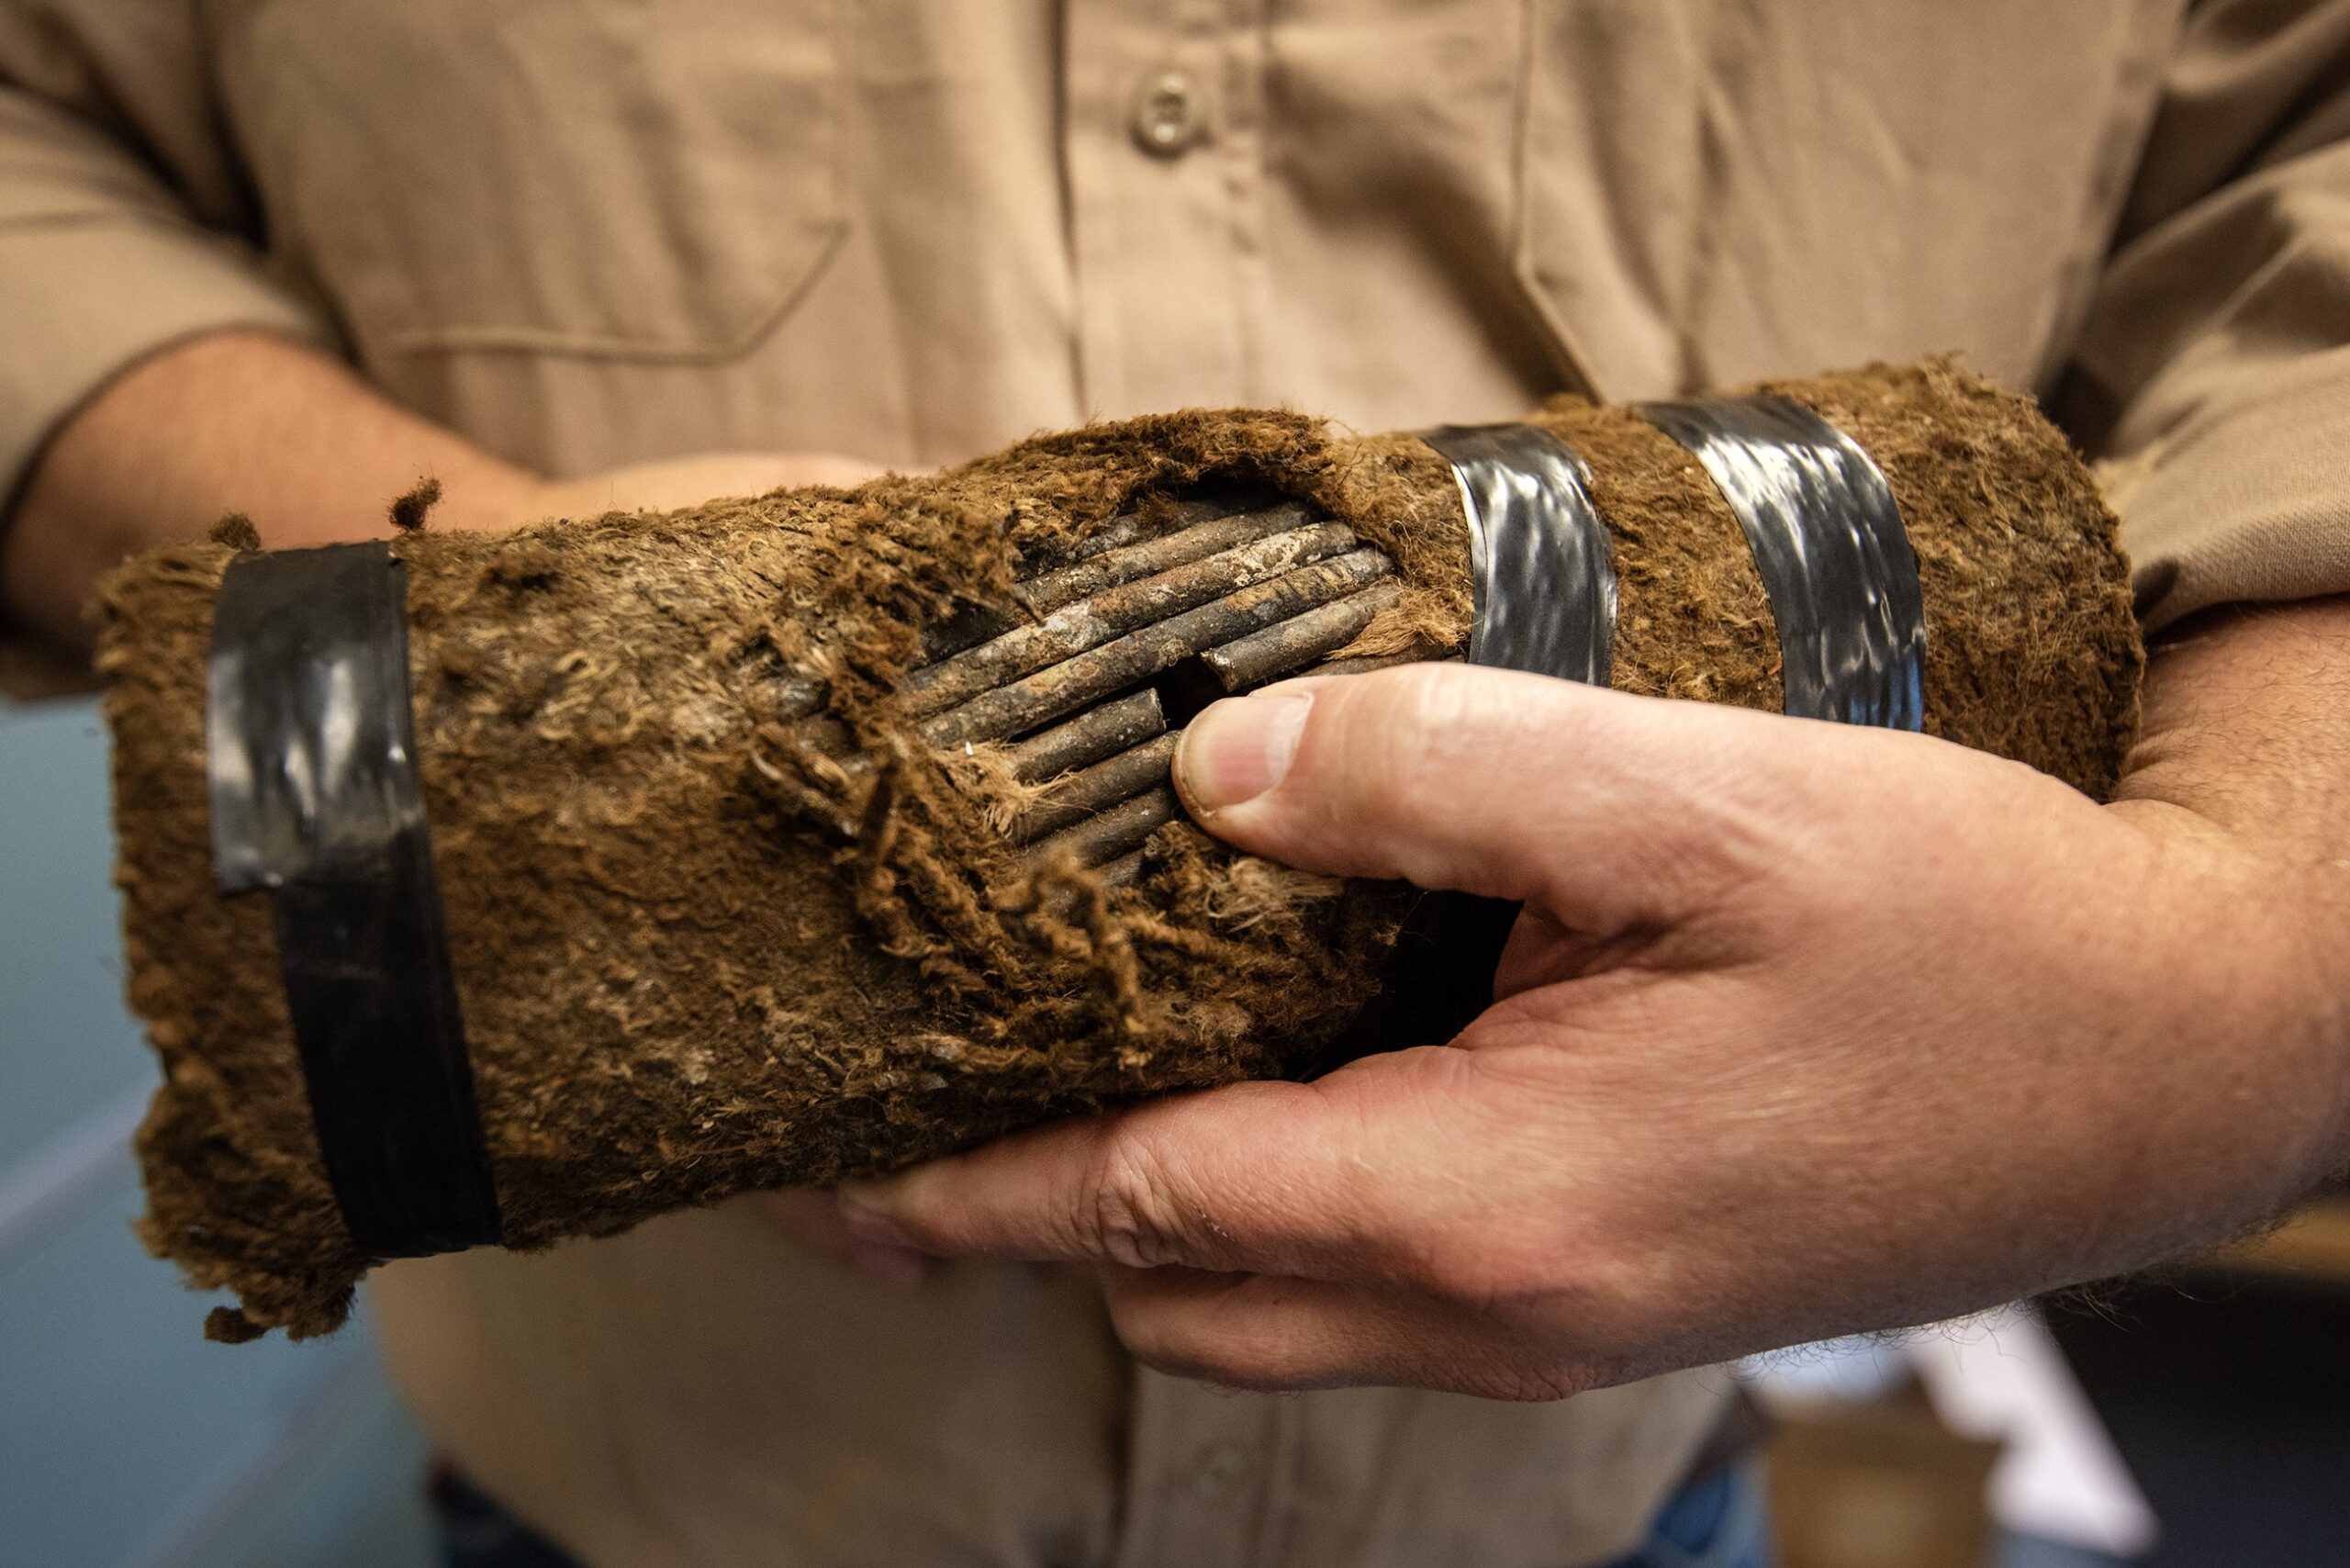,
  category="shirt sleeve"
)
[0,5,330,515]
[2059,0,2350,633]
